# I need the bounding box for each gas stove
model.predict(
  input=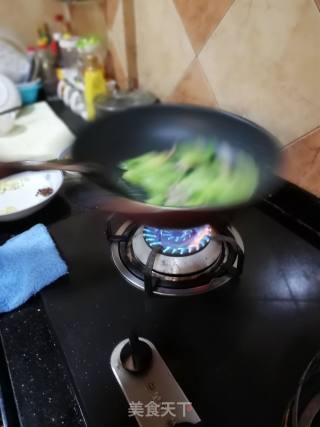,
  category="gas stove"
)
[2,105,319,427]
[107,220,244,296]
[16,205,319,427]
